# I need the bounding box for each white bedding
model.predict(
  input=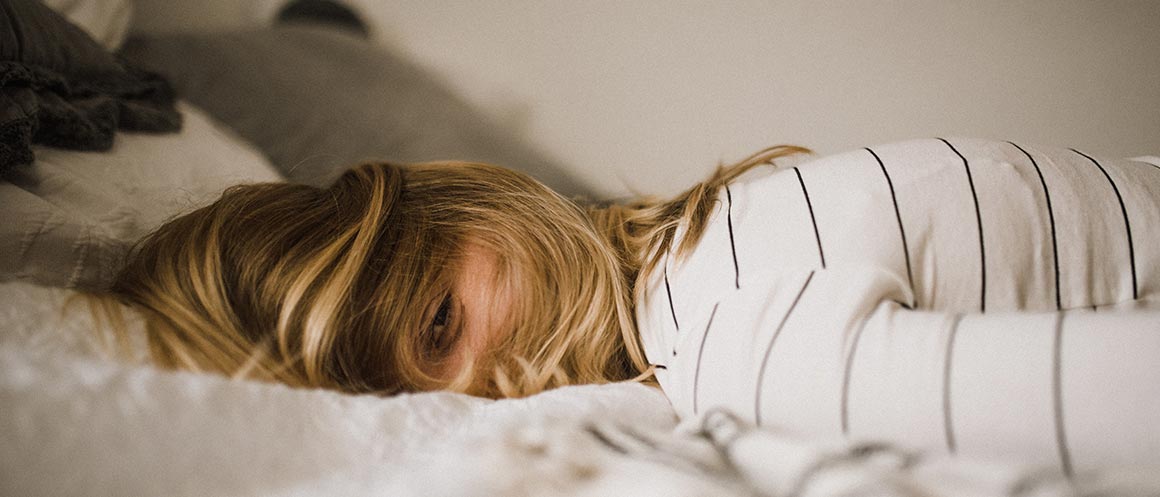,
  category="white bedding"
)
[0,102,283,289]
[3,282,1158,497]
[2,101,1156,495]
[0,283,678,496]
